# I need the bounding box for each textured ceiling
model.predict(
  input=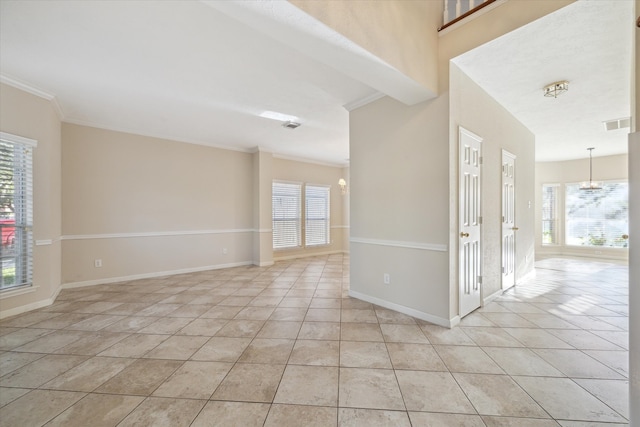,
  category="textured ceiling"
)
[452,0,633,162]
